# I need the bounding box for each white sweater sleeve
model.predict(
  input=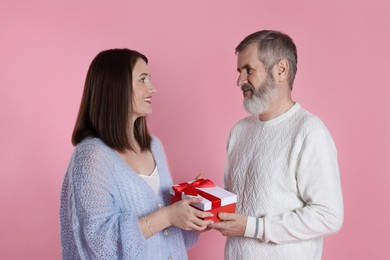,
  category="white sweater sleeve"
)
[245,127,344,243]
